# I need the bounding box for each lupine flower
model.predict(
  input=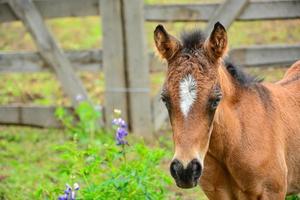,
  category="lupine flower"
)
[112,117,128,145]
[58,183,80,200]
[116,127,128,145]
[112,118,127,128]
